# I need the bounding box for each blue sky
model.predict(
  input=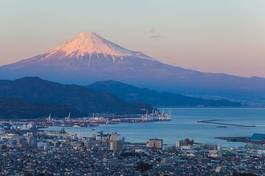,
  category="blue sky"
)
[1,0,265,77]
